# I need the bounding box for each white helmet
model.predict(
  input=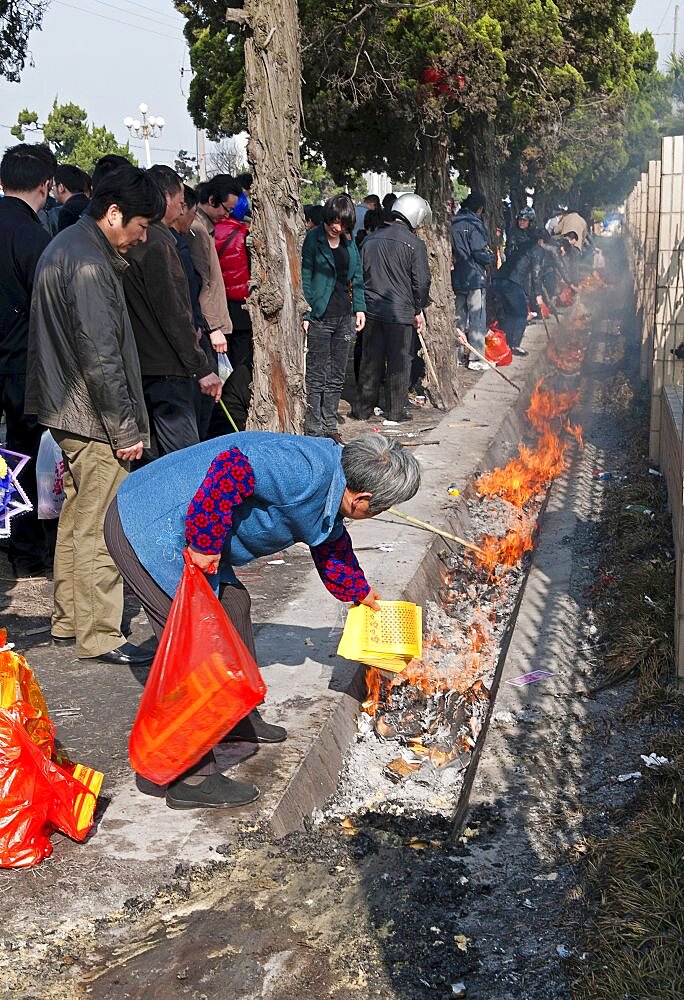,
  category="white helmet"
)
[392,193,433,230]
